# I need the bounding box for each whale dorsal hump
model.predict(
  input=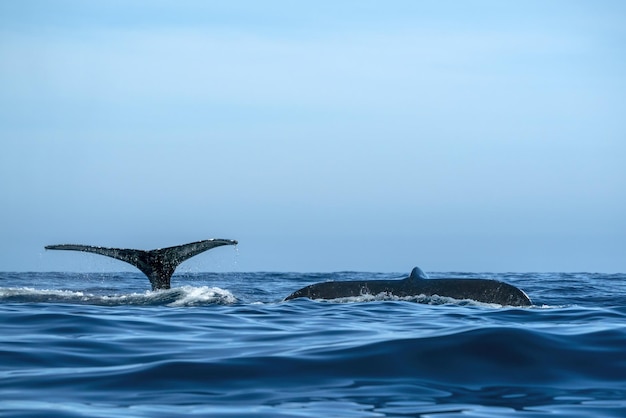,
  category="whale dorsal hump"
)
[410,266,429,279]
